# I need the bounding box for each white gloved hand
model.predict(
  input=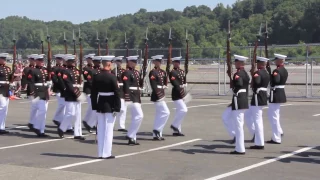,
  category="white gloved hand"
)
[163,85,168,89]
[113,112,118,117]
[183,93,192,104]
[77,93,86,103]
[183,83,188,88]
